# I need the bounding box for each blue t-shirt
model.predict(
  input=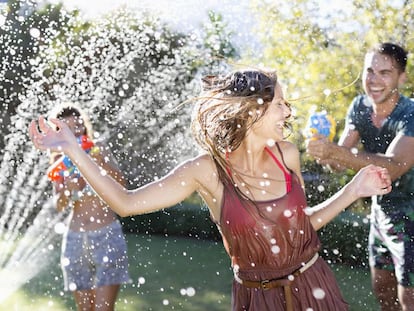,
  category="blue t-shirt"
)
[346,95,414,208]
